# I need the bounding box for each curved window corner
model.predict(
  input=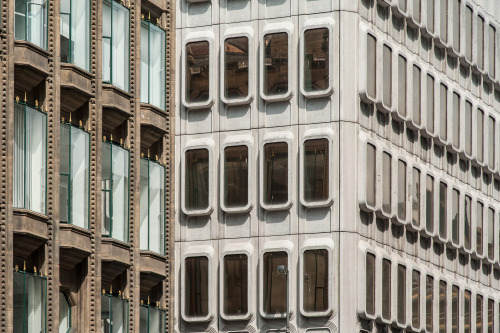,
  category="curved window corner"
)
[14,0,47,49]
[360,31,377,104]
[221,145,251,213]
[14,101,47,215]
[222,35,252,106]
[261,31,292,102]
[301,27,332,99]
[60,122,90,229]
[183,255,211,322]
[301,248,330,316]
[301,137,331,208]
[183,39,213,109]
[183,147,212,216]
[261,251,289,318]
[101,140,130,243]
[102,0,130,92]
[261,140,292,211]
[221,253,250,320]
[140,304,166,332]
[140,159,165,254]
[141,20,166,110]
[60,0,90,71]
[59,292,71,333]
[13,268,47,333]
[101,293,129,332]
